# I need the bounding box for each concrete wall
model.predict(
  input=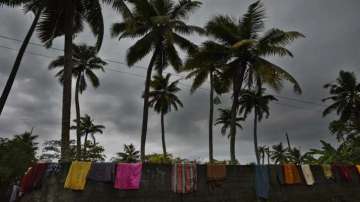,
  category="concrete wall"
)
[20,164,360,202]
